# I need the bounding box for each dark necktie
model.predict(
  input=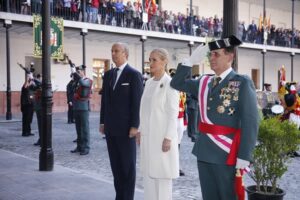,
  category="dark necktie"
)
[212,76,221,88]
[111,68,119,89]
